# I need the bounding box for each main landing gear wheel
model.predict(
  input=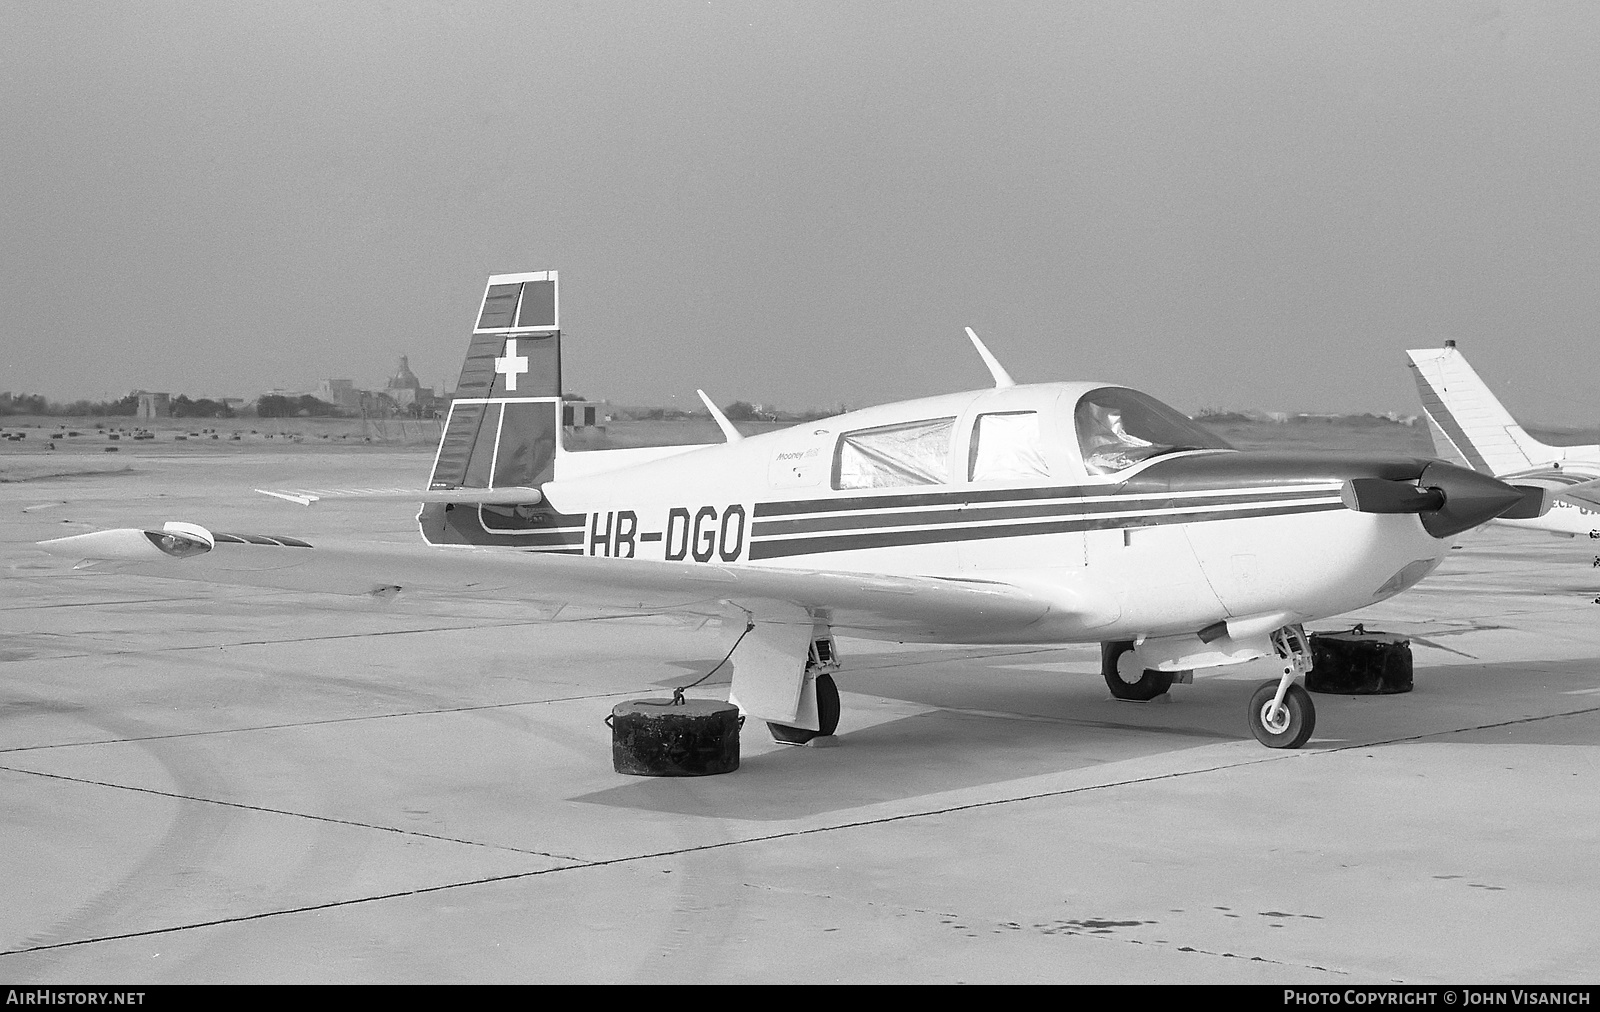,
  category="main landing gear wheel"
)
[1248,681,1316,749]
[767,672,840,745]
[1101,641,1175,701]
